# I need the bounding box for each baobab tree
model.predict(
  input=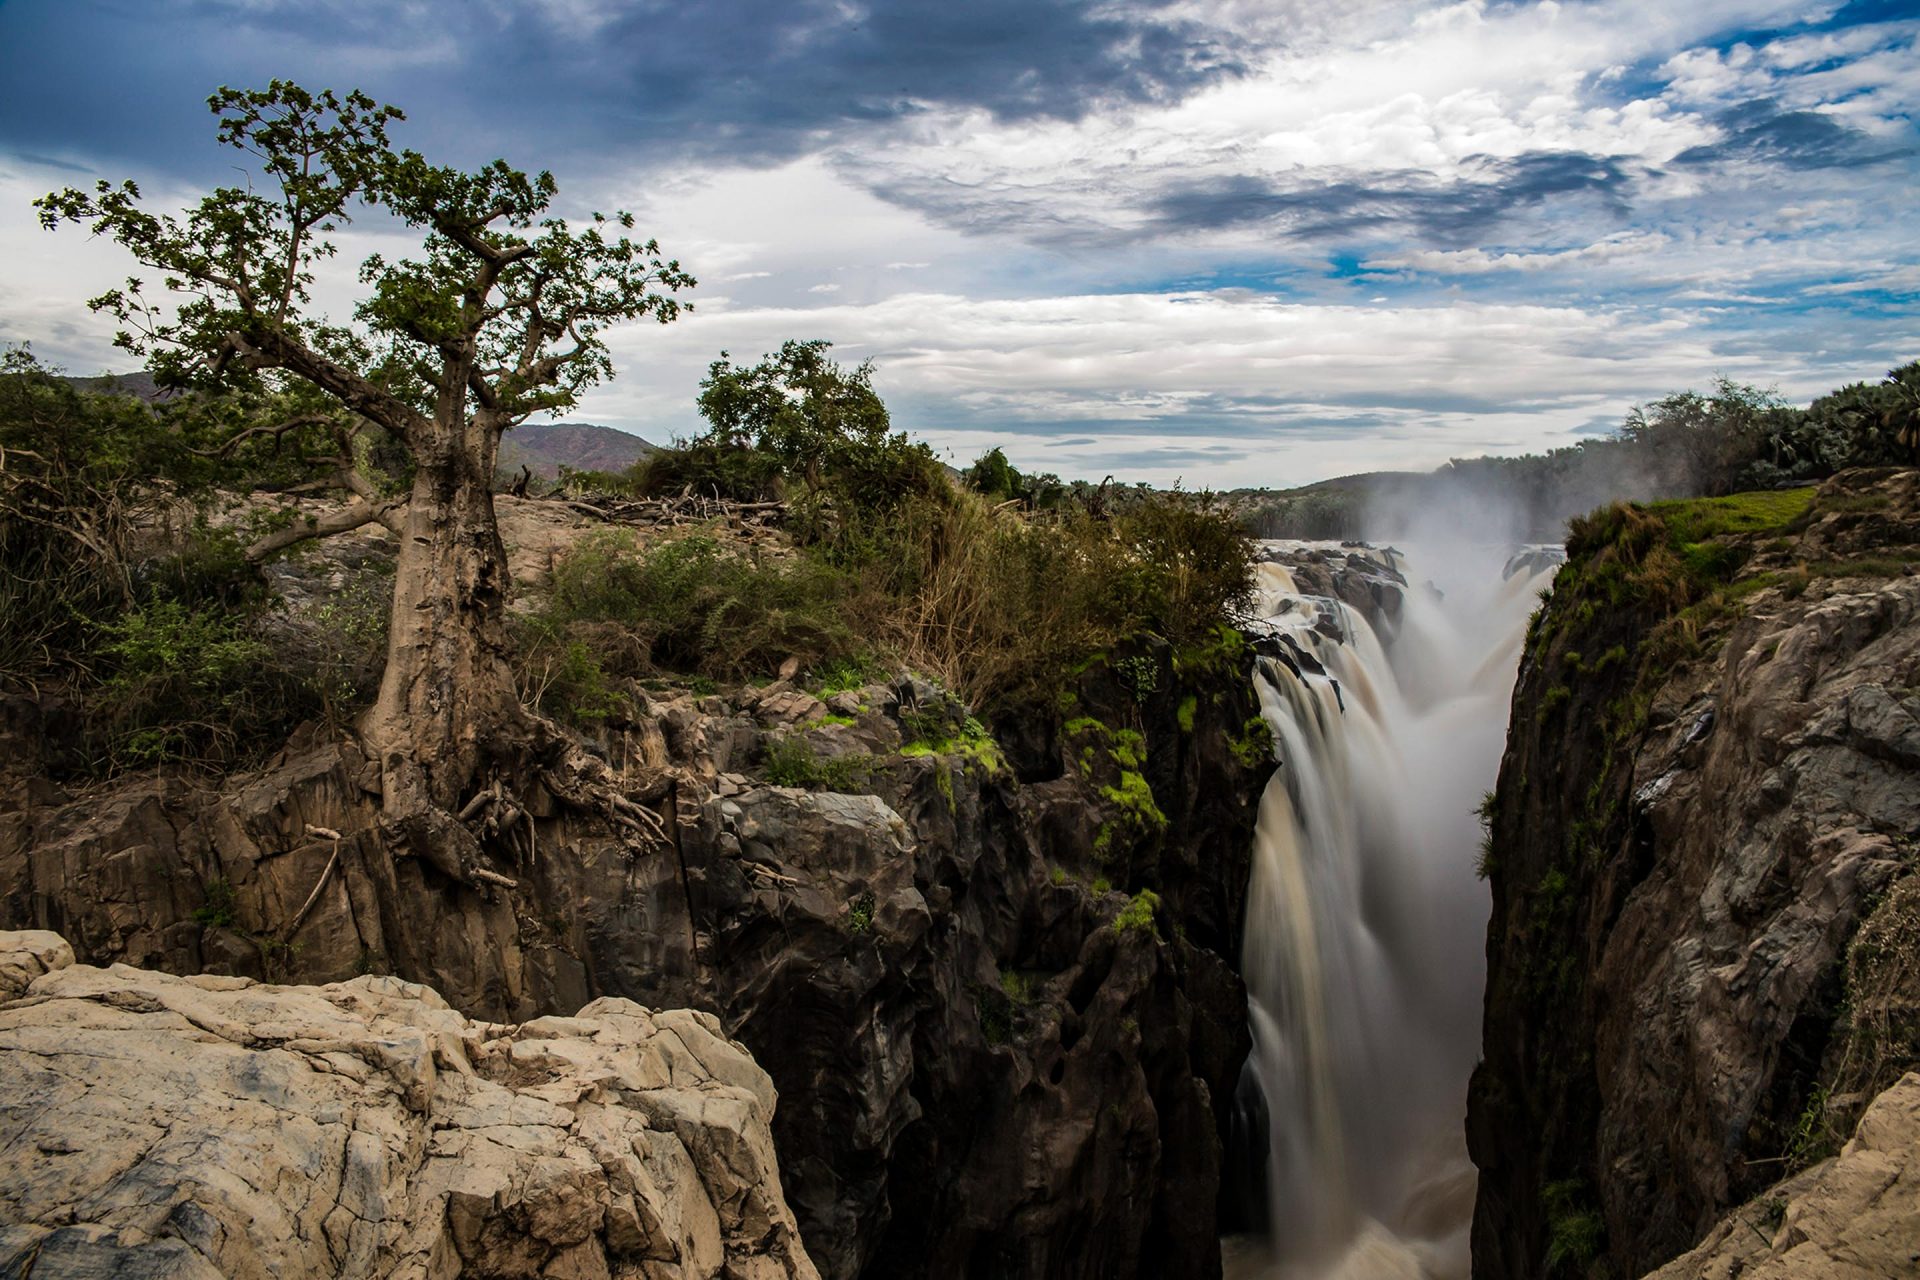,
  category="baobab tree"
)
[38,82,693,829]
